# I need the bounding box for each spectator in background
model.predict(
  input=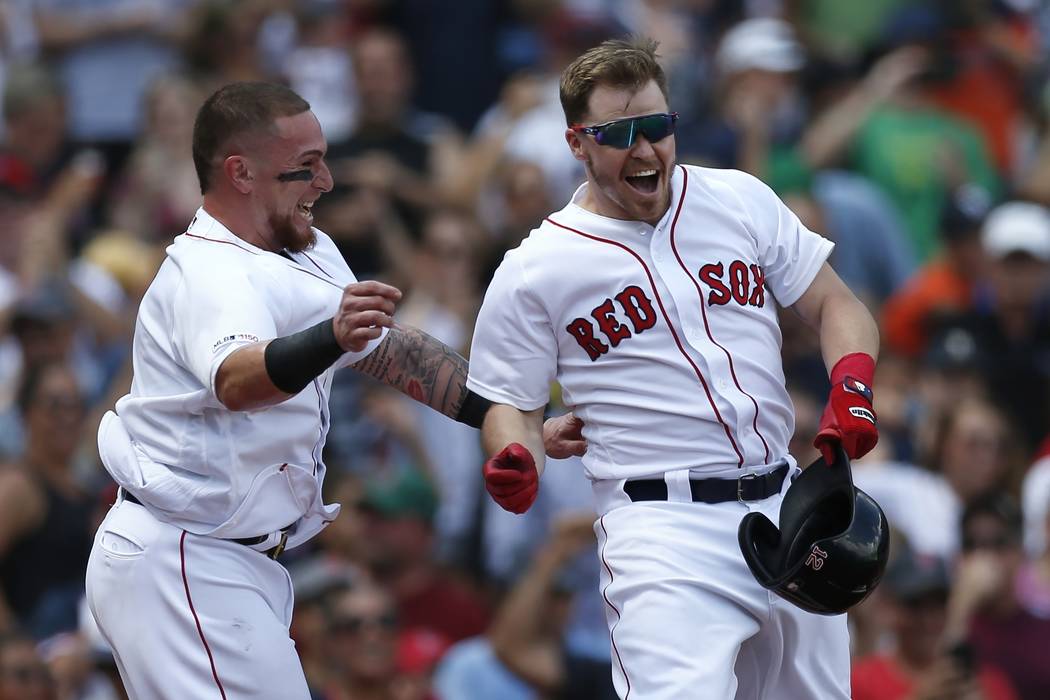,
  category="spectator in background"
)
[488,512,617,700]
[394,209,487,566]
[391,628,448,700]
[798,6,1000,262]
[677,17,807,179]
[0,0,39,143]
[882,183,993,359]
[382,0,514,134]
[945,493,1050,700]
[790,0,908,63]
[287,557,359,697]
[183,0,269,86]
[280,1,356,145]
[855,396,1015,560]
[932,201,1050,455]
[0,64,71,199]
[317,27,458,279]
[851,540,1017,700]
[36,630,118,700]
[432,634,535,700]
[468,12,614,210]
[921,1,1040,175]
[108,75,203,244]
[781,171,916,309]
[0,362,92,639]
[323,582,403,700]
[32,0,197,215]
[359,467,490,644]
[478,159,554,282]
[0,632,54,700]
